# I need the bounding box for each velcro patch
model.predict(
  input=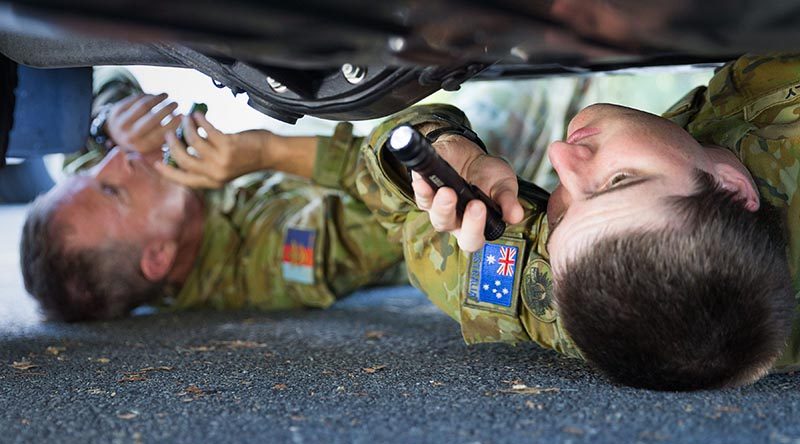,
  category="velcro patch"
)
[744,83,800,121]
[465,239,525,315]
[282,228,316,284]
